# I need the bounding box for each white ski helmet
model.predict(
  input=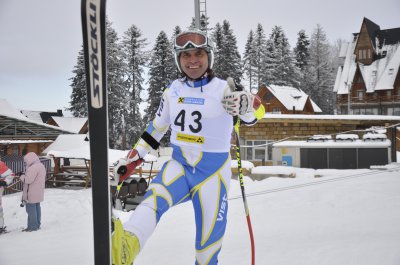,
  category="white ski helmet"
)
[174,30,215,74]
